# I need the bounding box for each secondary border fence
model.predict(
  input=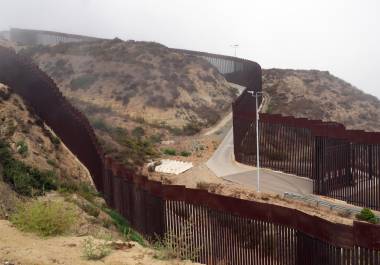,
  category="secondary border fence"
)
[1,46,380,264]
[177,48,380,211]
[233,101,380,210]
